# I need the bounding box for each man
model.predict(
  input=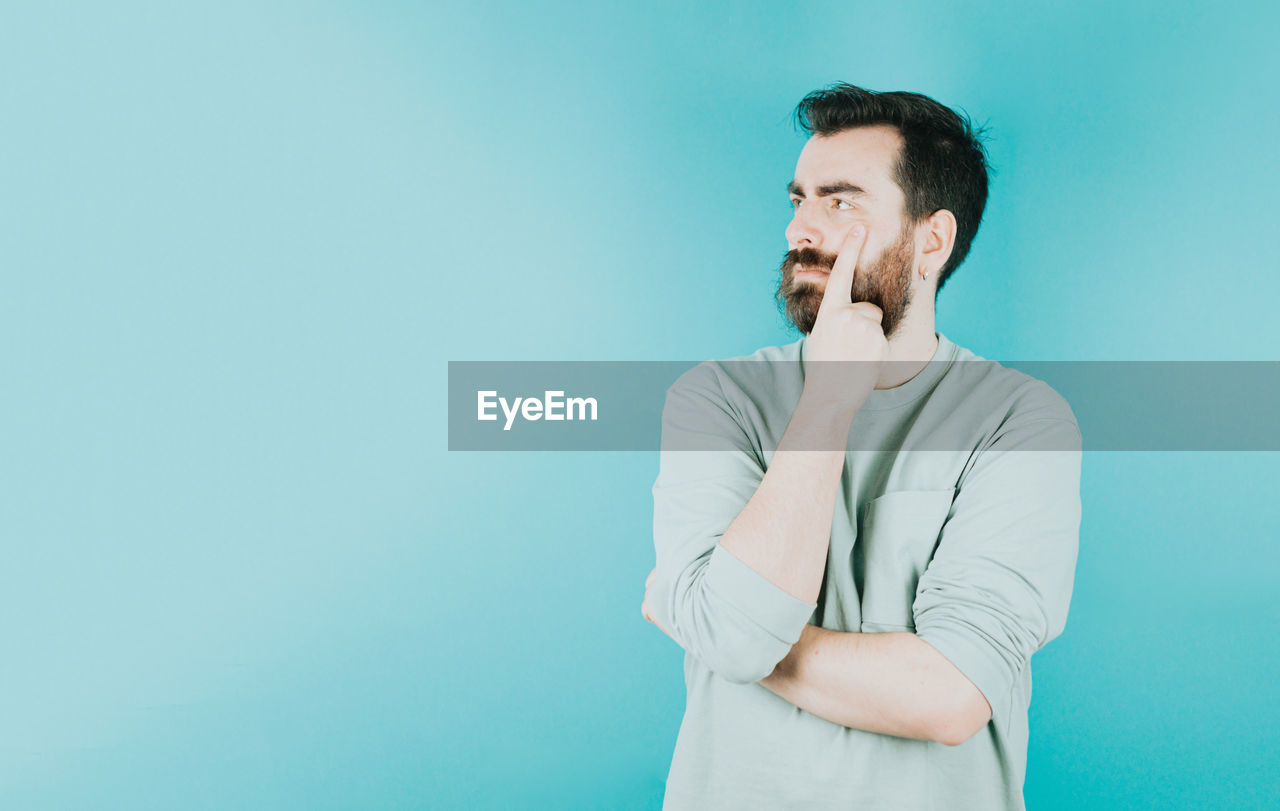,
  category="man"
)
[641,83,1082,810]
